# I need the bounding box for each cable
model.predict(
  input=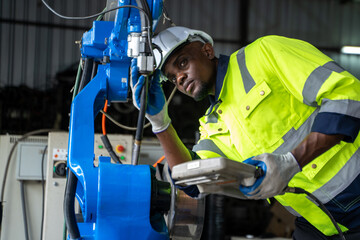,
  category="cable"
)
[100,85,177,131]
[100,110,149,131]
[136,0,150,31]
[63,219,67,240]
[167,84,178,103]
[101,100,122,164]
[0,130,55,235]
[41,1,150,21]
[96,8,106,21]
[72,59,83,101]
[90,61,99,81]
[64,53,96,239]
[65,58,81,239]
[0,129,57,231]
[43,0,160,86]
[42,1,157,67]
[78,58,94,92]
[102,100,109,136]
[135,0,155,67]
[153,156,165,168]
[286,187,346,240]
[162,3,176,26]
[64,171,80,239]
[40,145,48,240]
[131,75,149,165]
[20,181,30,240]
